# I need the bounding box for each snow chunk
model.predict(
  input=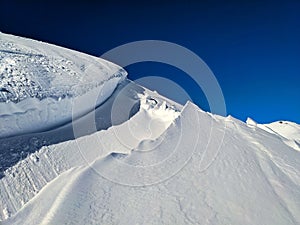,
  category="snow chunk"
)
[246,117,257,127]
[2,207,10,220]
[139,93,180,123]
